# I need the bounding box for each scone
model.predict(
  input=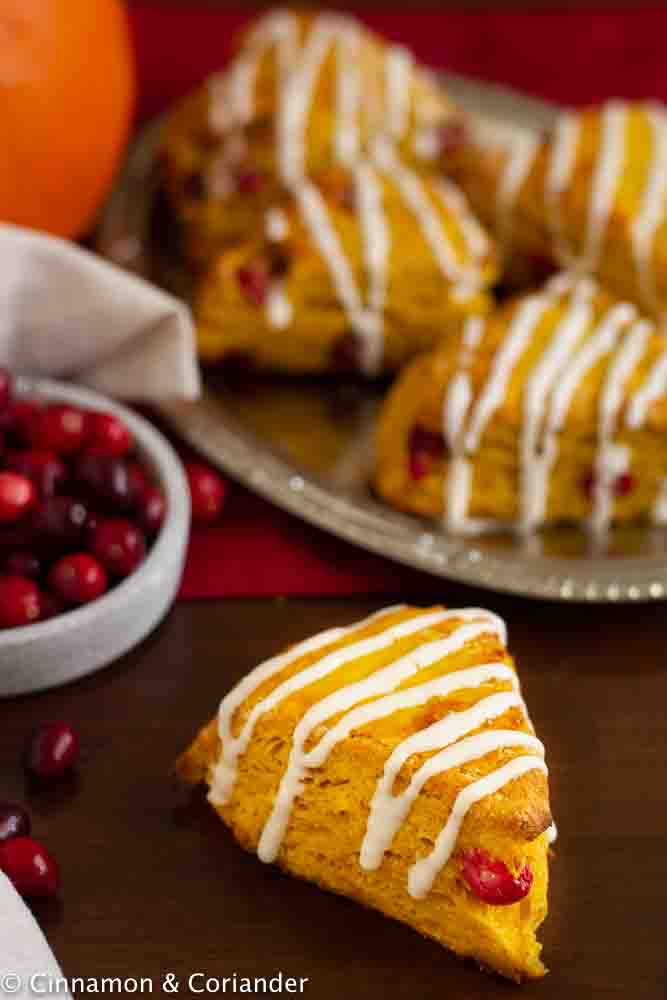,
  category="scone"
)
[452,100,667,316]
[194,155,497,375]
[178,604,552,982]
[163,9,467,259]
[376,272,667,533]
